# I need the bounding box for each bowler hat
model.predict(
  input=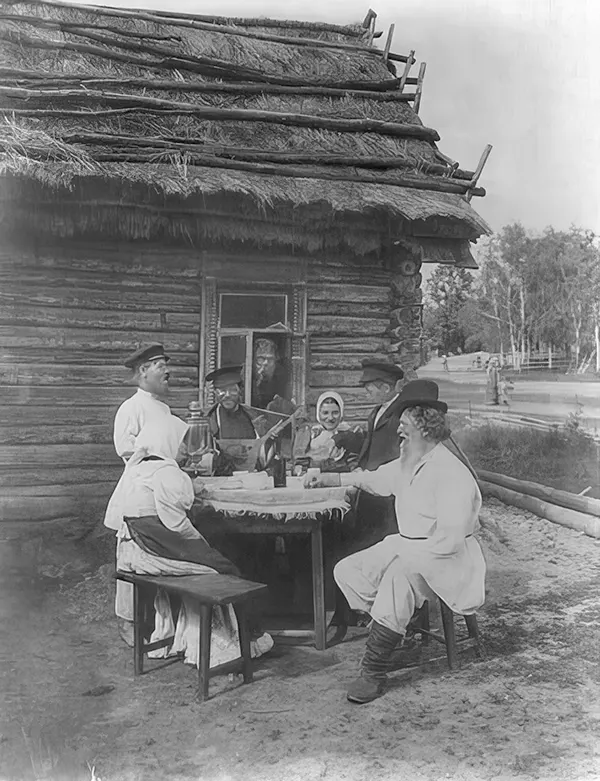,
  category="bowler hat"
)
[205,365,243,388]
[391,379,448,415]
[359,360,404,386]
[124,343,170,370]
